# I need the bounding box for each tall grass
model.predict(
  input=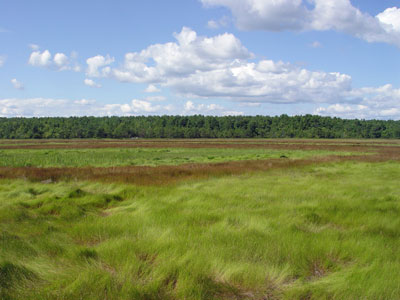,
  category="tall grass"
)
[1,161,400,299]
